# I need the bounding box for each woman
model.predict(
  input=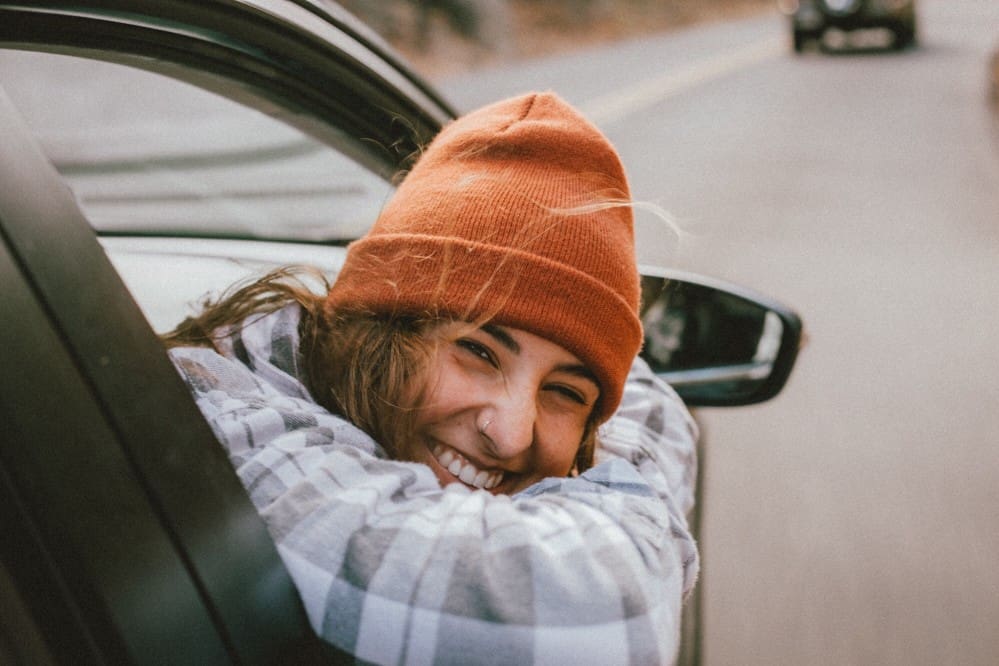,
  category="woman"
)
[167,92,699,664]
